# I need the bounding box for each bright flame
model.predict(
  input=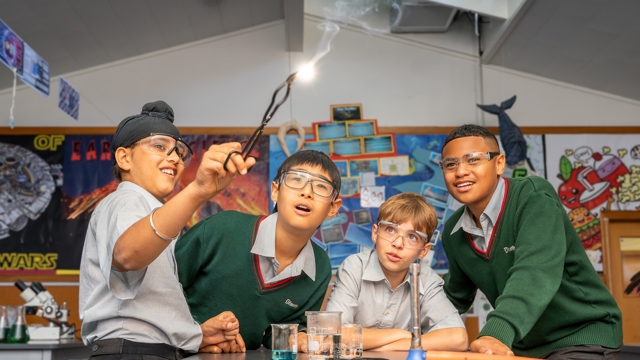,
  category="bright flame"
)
[297,64,315,81]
